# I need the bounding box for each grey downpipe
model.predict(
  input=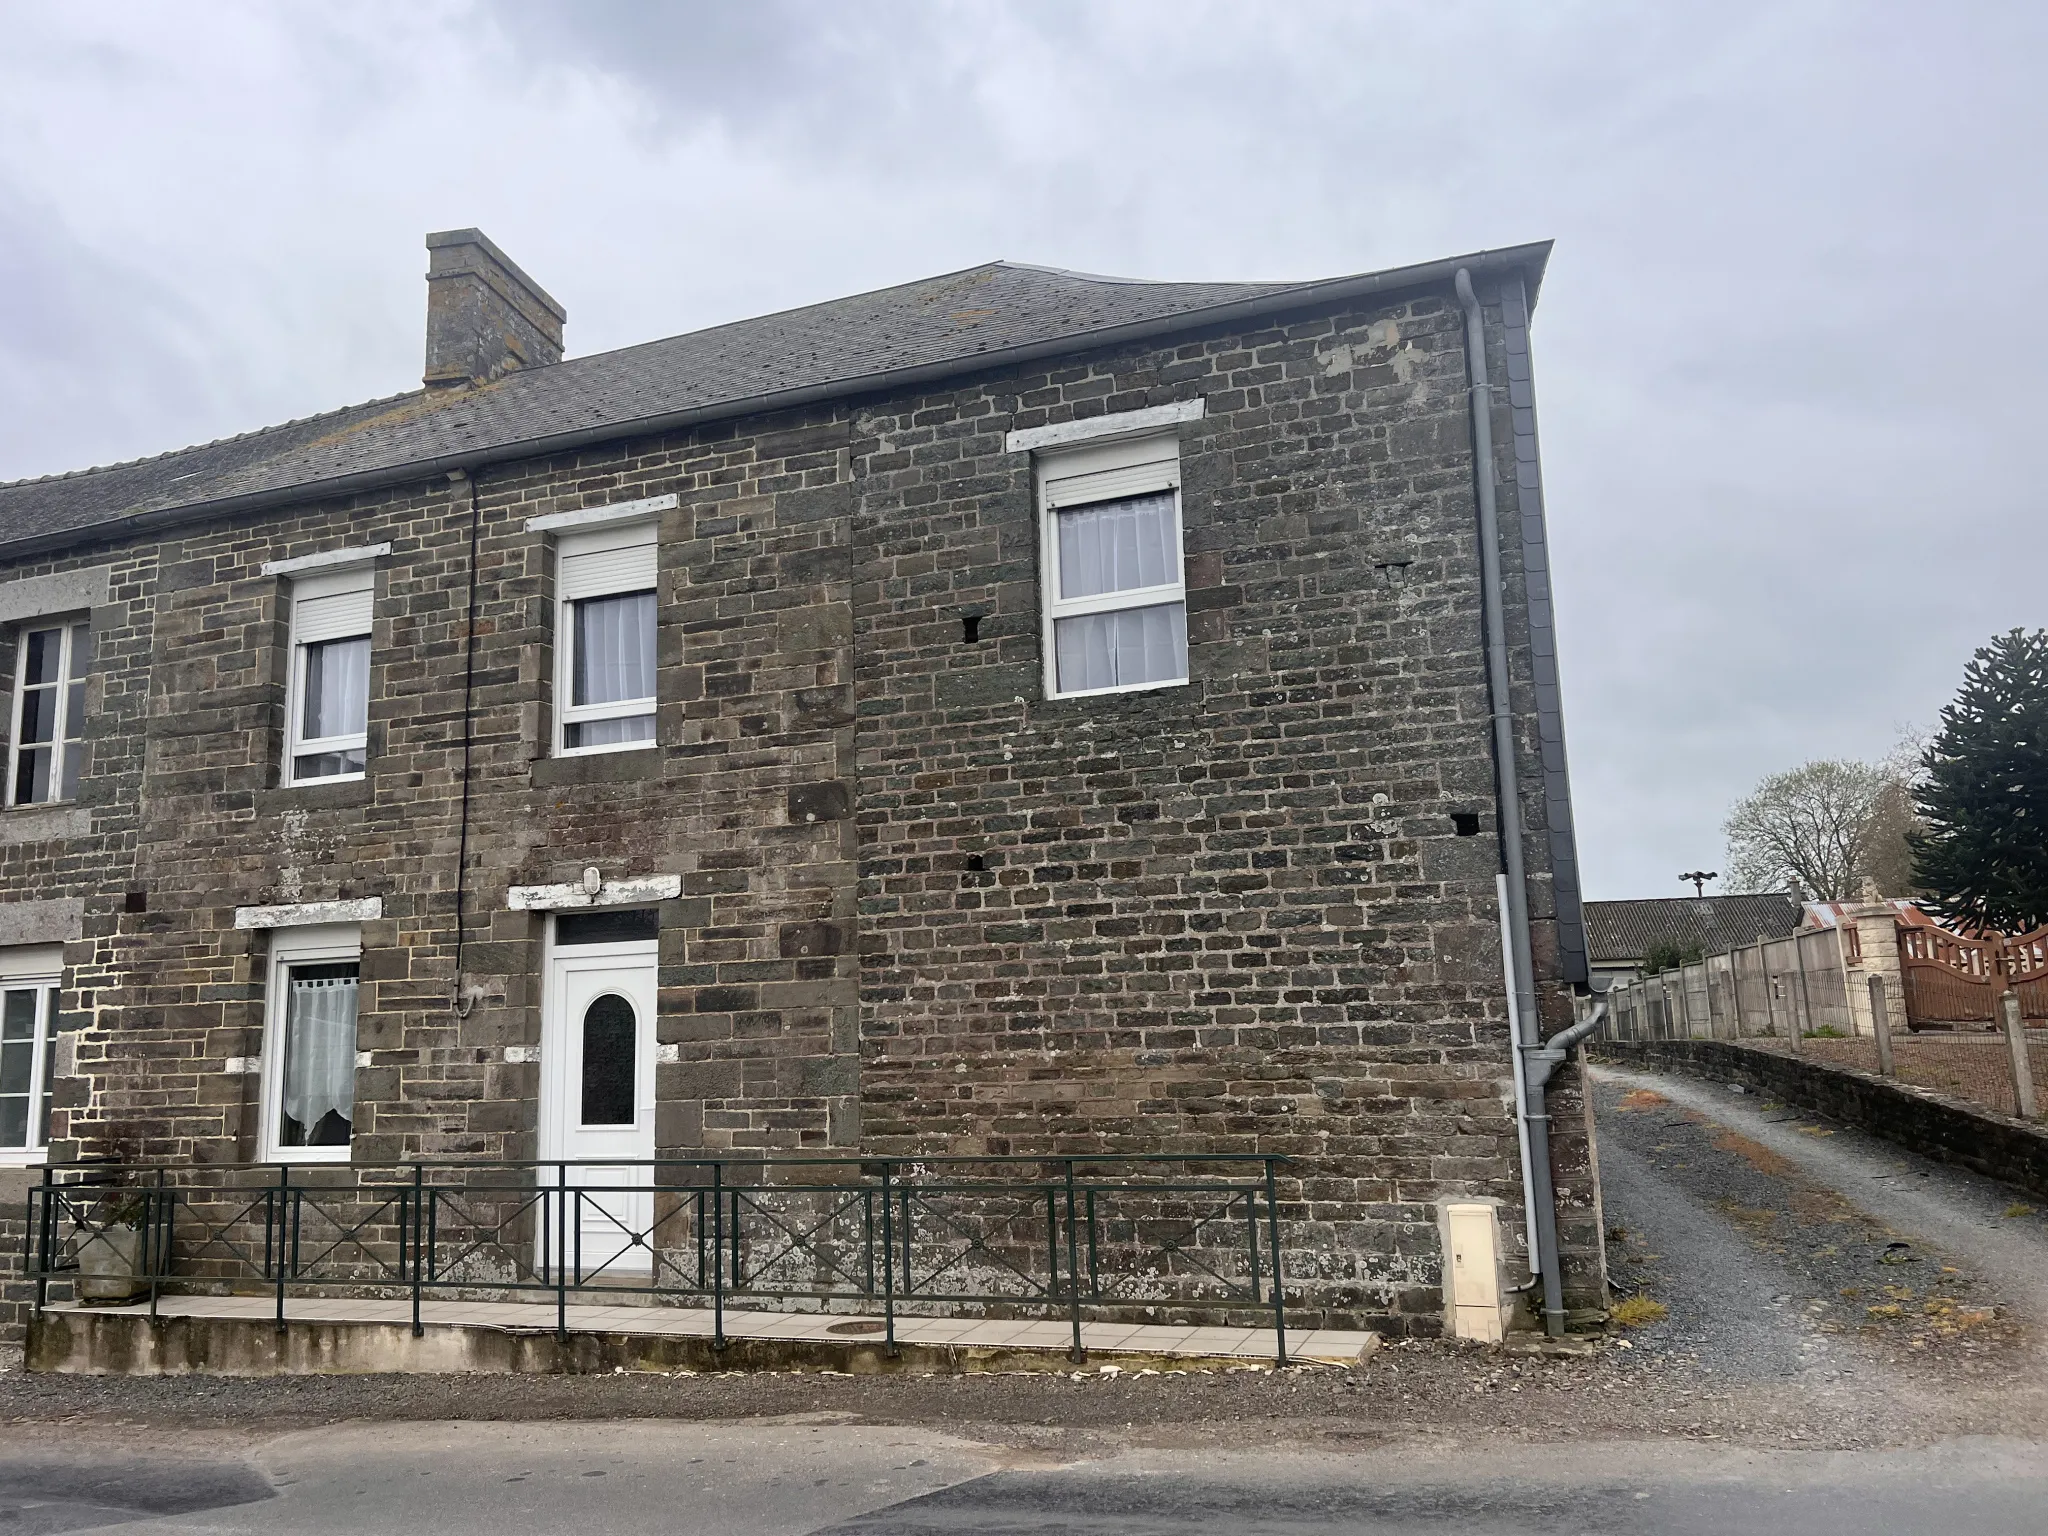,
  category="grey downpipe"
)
[1455,266,1568,1337]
